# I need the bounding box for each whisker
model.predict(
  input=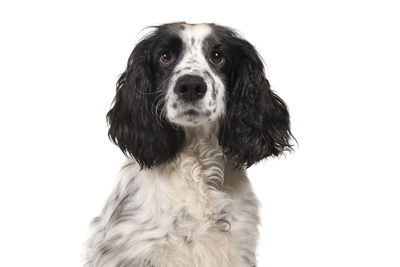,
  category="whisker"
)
[135,89,165,95]
[152,93,166,127]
